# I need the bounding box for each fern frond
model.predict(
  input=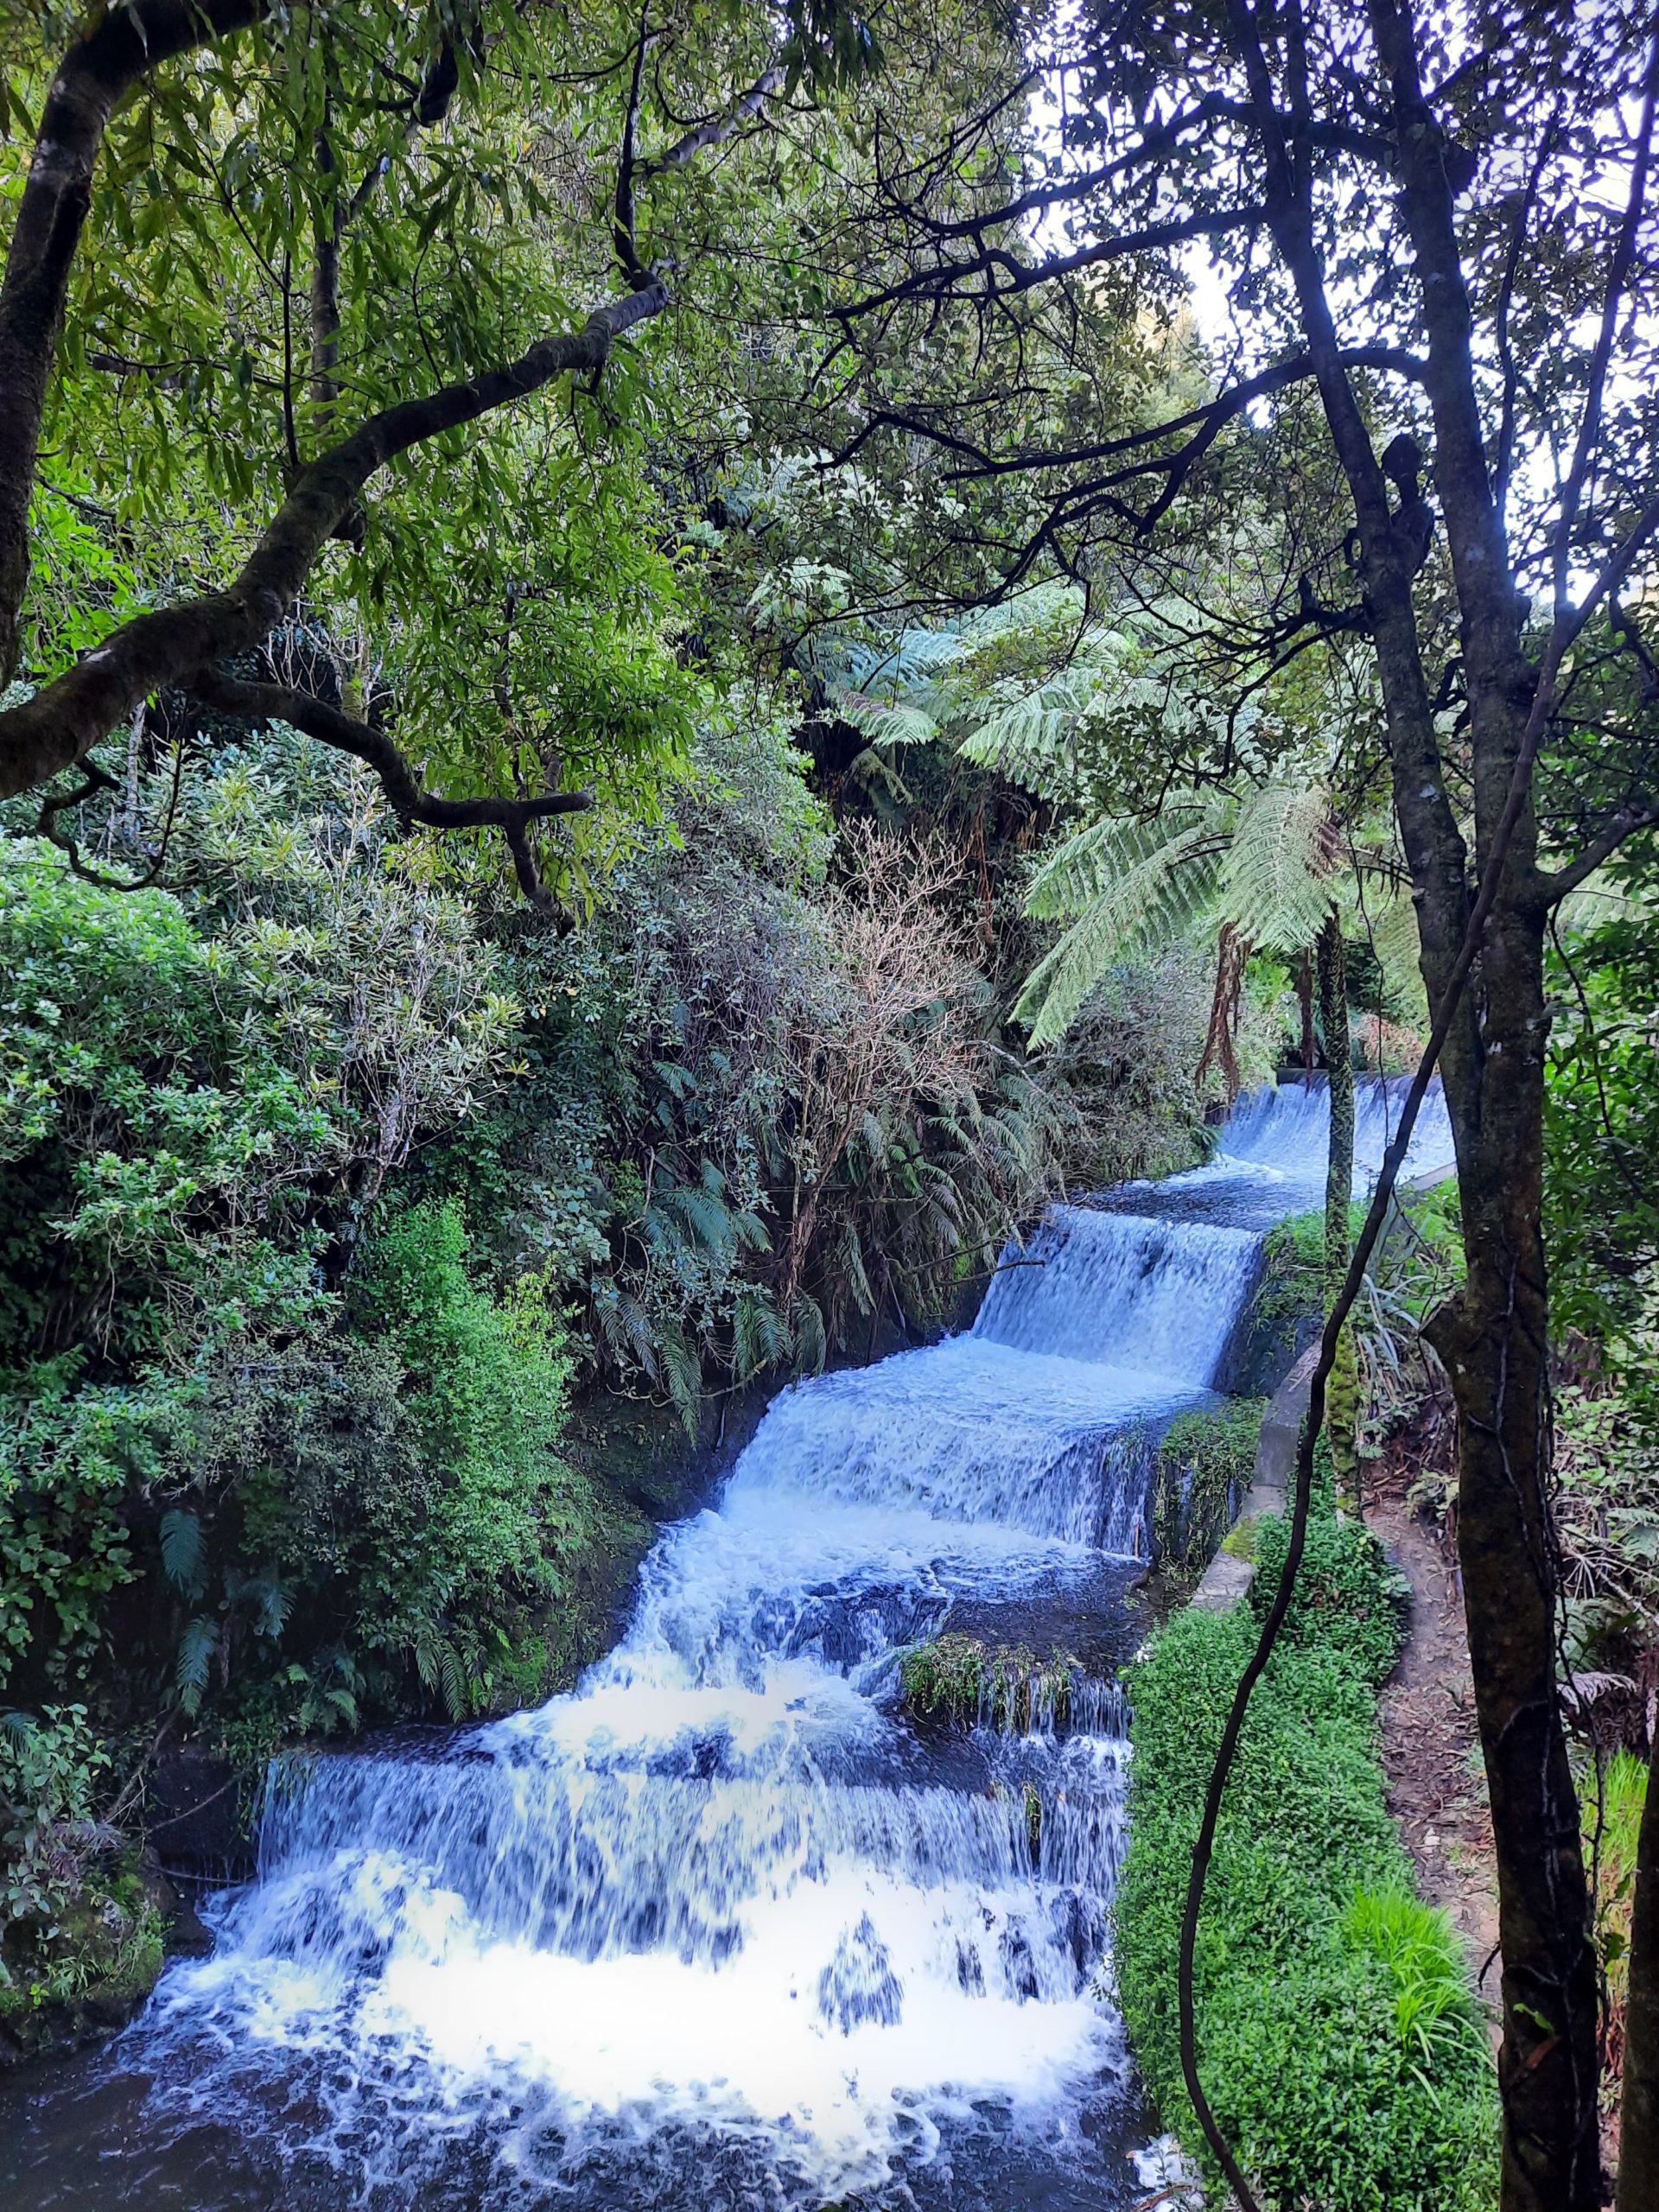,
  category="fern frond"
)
[733,1289,789,1382]
[834,694,942,748]
[1215,775,1335,954]
[175,1616,218,1716]
[655,1326,702,1433]
[1025,800,1225,922]
[791,1293,827,1376]
[160,1508,207,1598]
[658,1182,736,1257]
[1019,822,1224,1049]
